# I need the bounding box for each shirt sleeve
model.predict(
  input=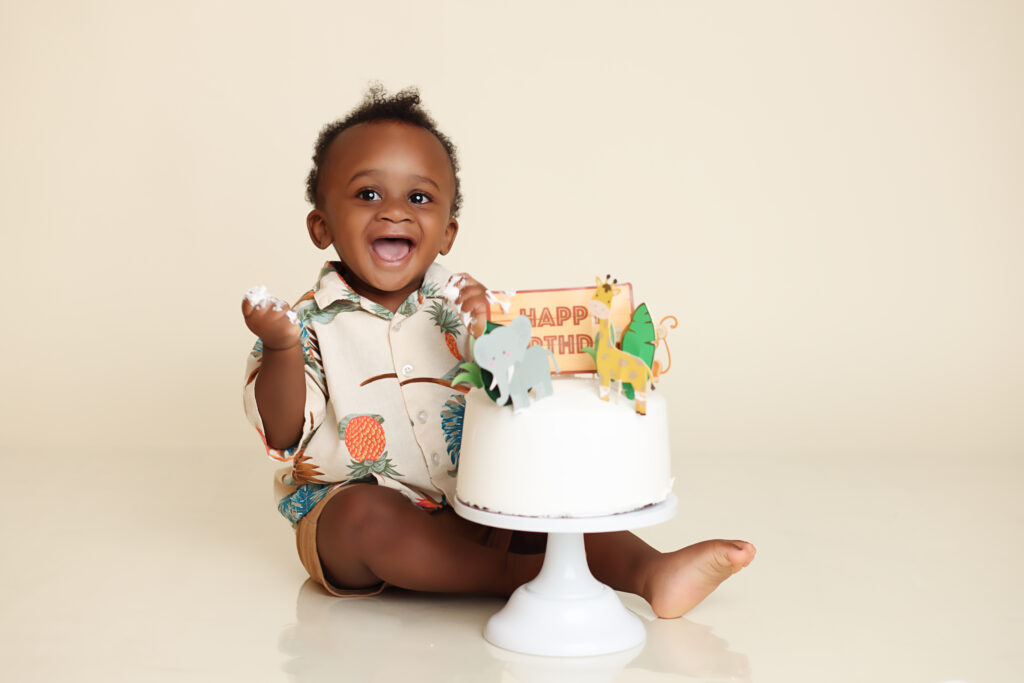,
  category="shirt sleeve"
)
[242,315,328,462]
